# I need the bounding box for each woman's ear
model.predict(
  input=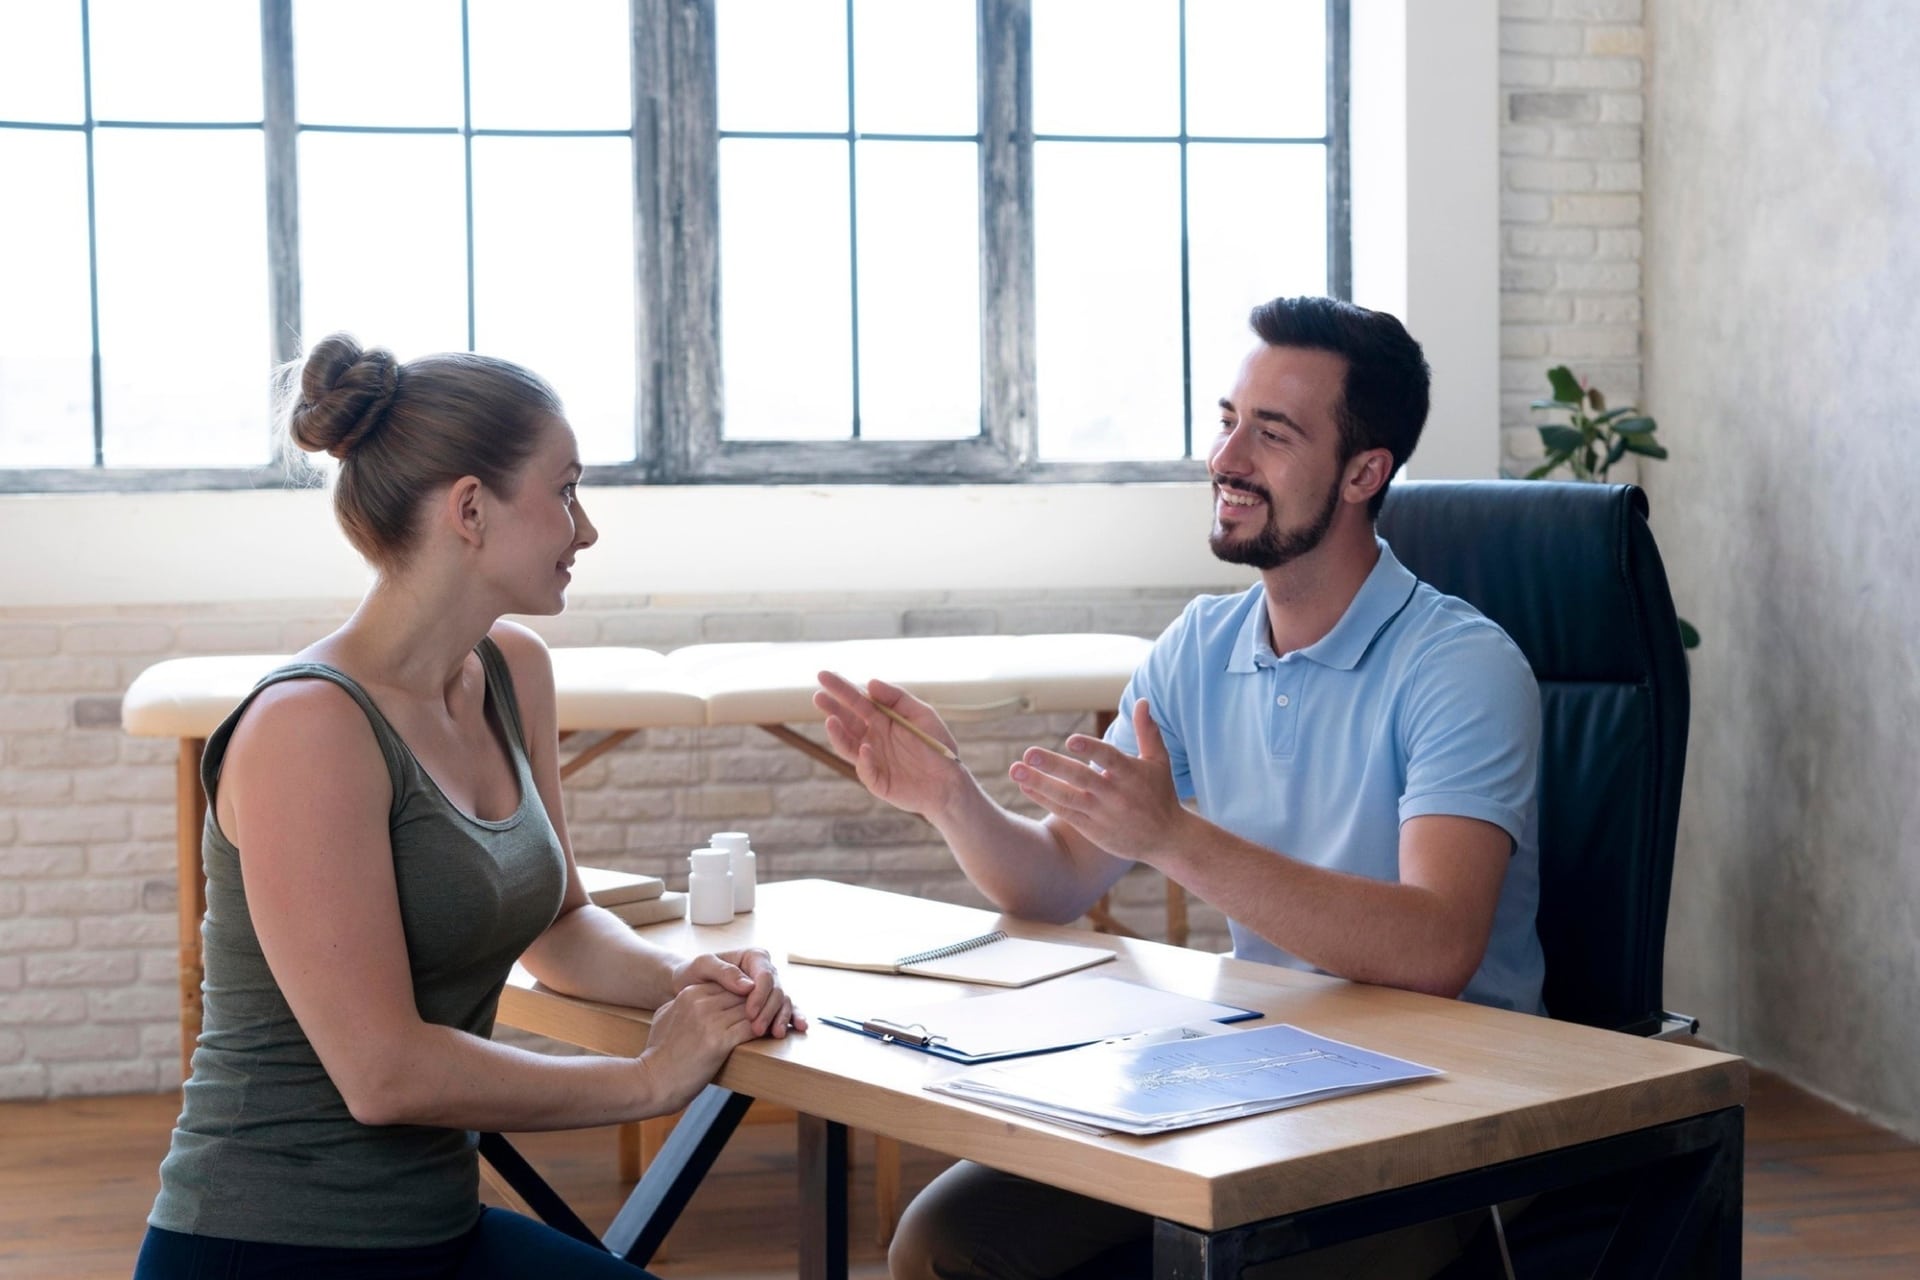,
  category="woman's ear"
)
[448,475,487,548]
